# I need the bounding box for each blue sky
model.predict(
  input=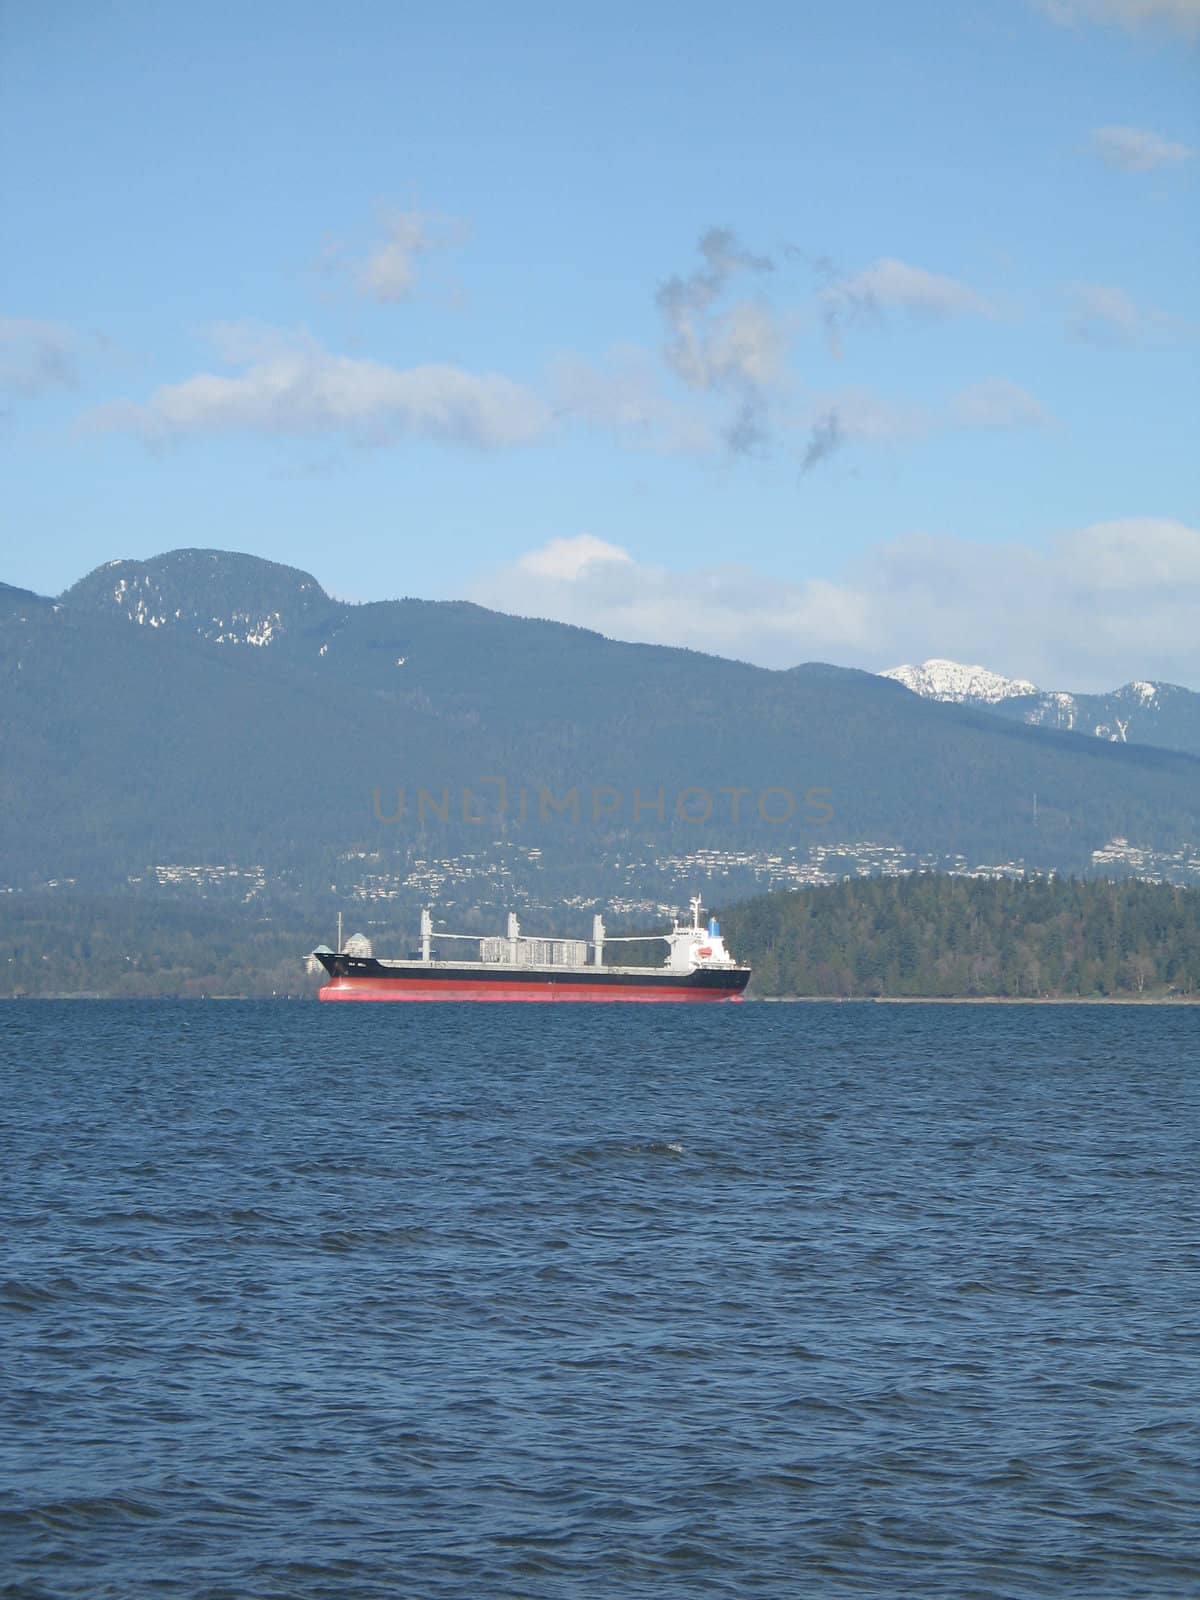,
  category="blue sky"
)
[2,0,1197,687]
